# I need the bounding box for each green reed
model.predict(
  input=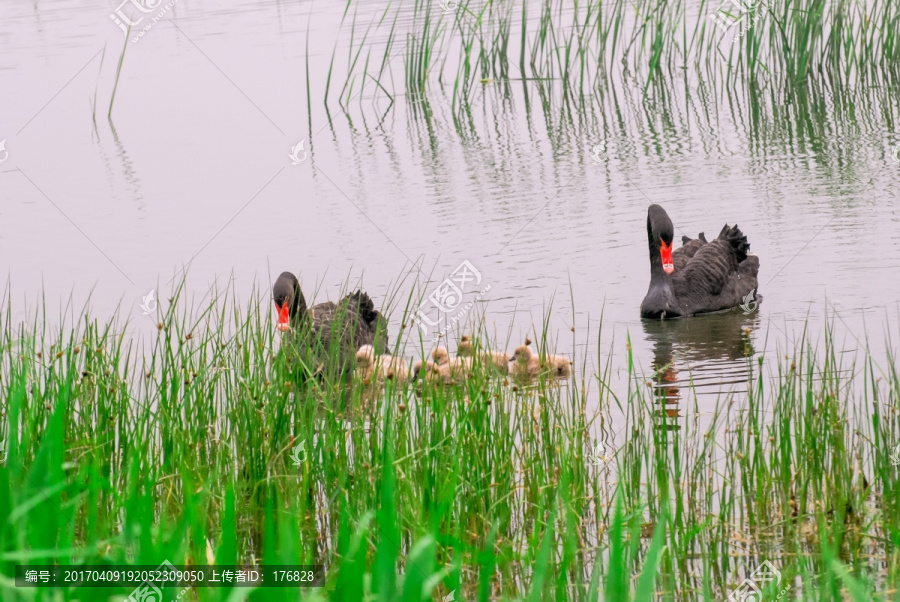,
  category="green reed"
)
[0,281,898,600]
[108,25,131,121]
[321,0,898,113]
